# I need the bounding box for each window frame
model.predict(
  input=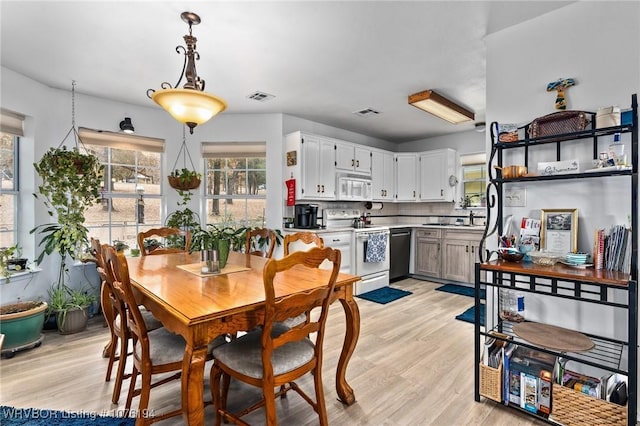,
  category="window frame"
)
[0,132,19,246]
[457,152,487,210]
